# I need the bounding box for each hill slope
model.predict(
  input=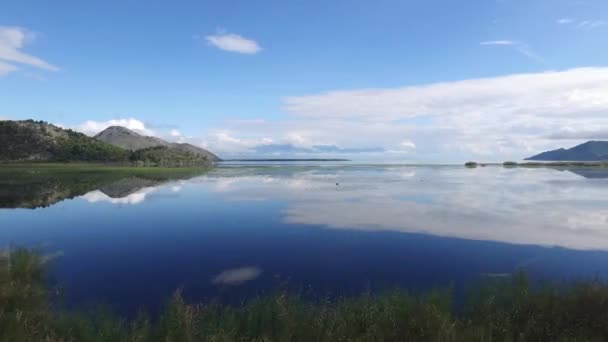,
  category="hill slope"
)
[95,126,221,161]
[0,120,214,166]
[526,141,608,161]
[0,120,130,162]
